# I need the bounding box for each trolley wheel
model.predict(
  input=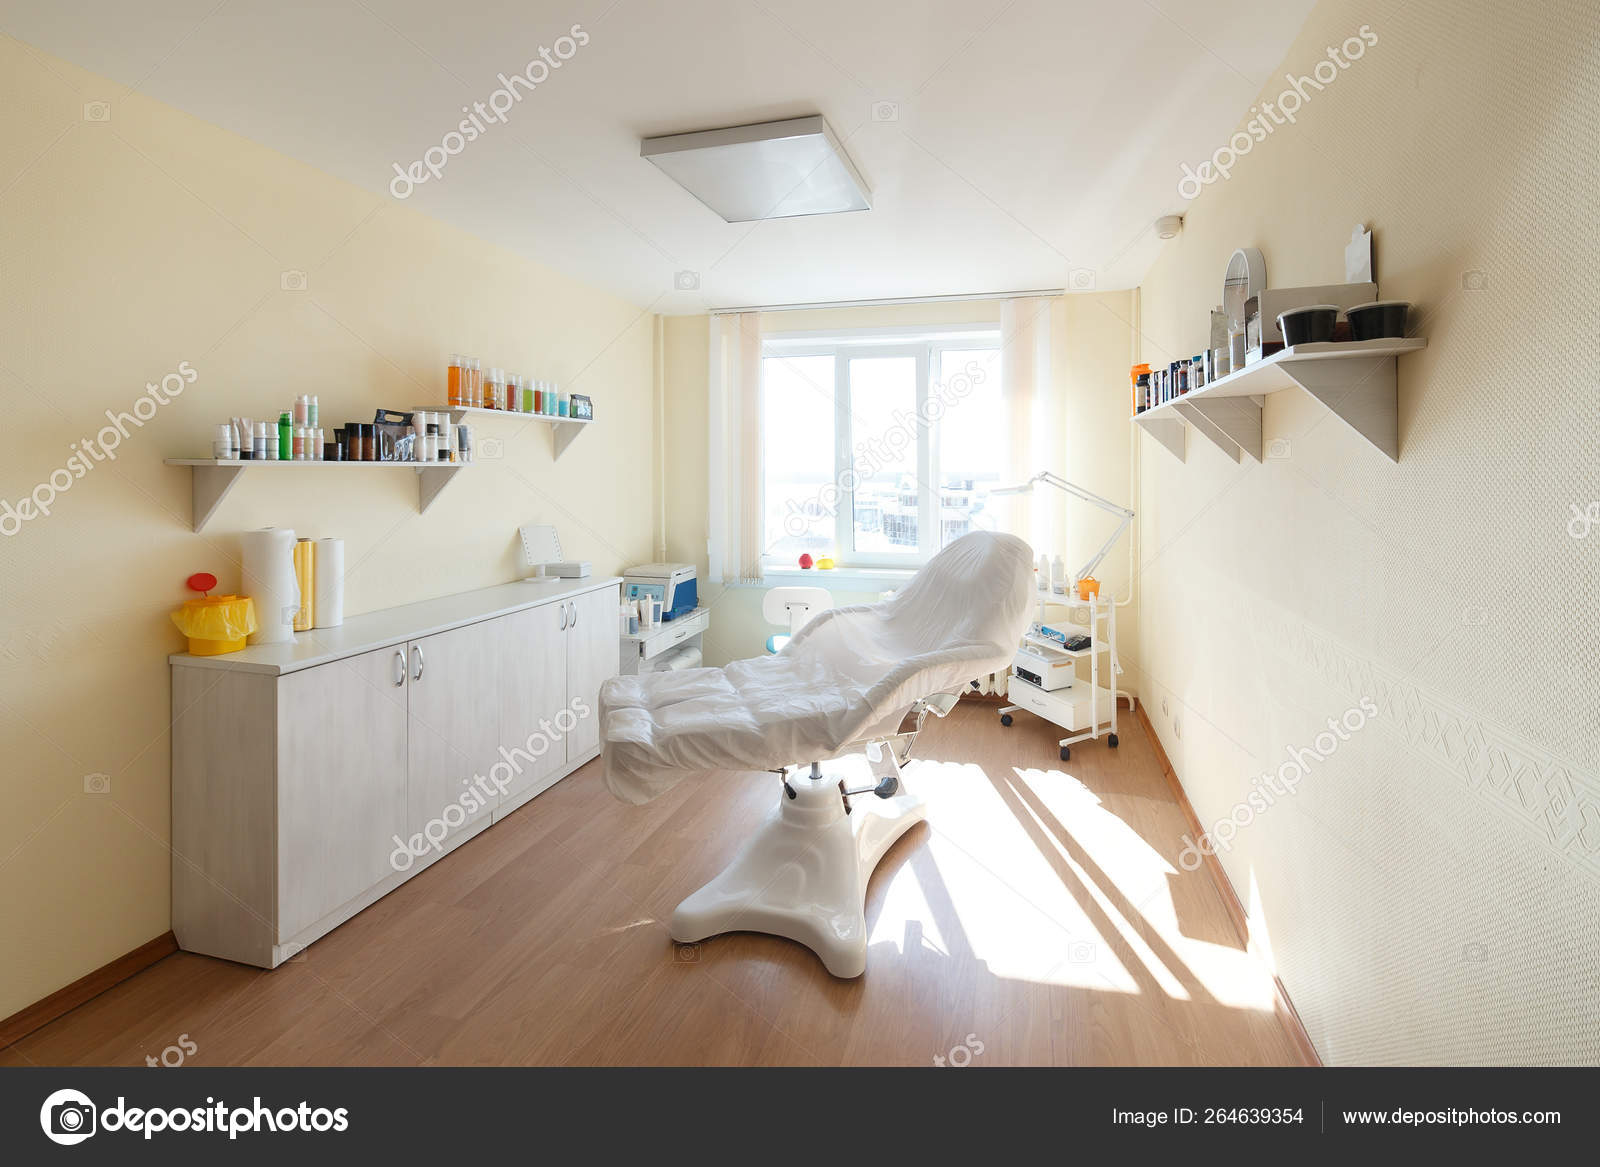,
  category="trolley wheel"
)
[1059,745,1070,762]
[1108,733,1119,748]
[1000,713,1013,727]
